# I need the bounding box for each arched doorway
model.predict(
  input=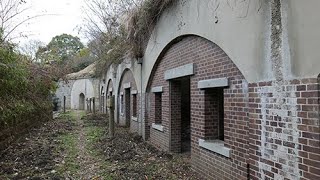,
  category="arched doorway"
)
[117,69,138,129]
[79,93,85,110]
